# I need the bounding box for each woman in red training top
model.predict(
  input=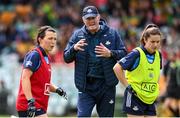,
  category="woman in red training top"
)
[16,26,67,117]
